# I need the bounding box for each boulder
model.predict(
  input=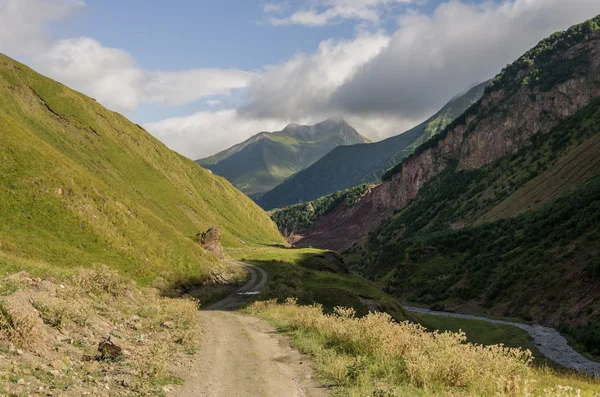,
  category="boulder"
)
[195,226,224,260]
[98,336,122,360]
